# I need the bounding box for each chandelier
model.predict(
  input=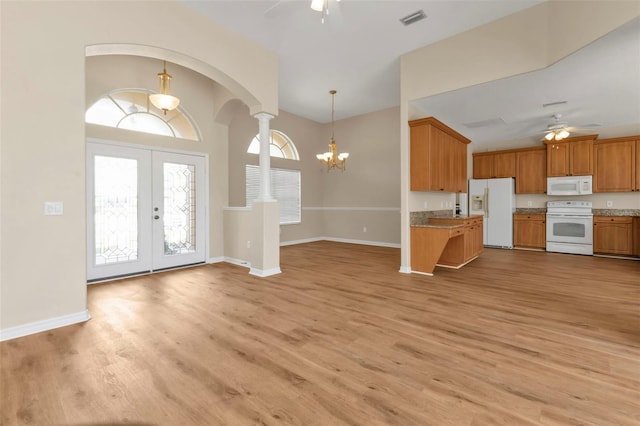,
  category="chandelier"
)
[149,60,180,115]
[316,90,349,171]
[310,0,341,24]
